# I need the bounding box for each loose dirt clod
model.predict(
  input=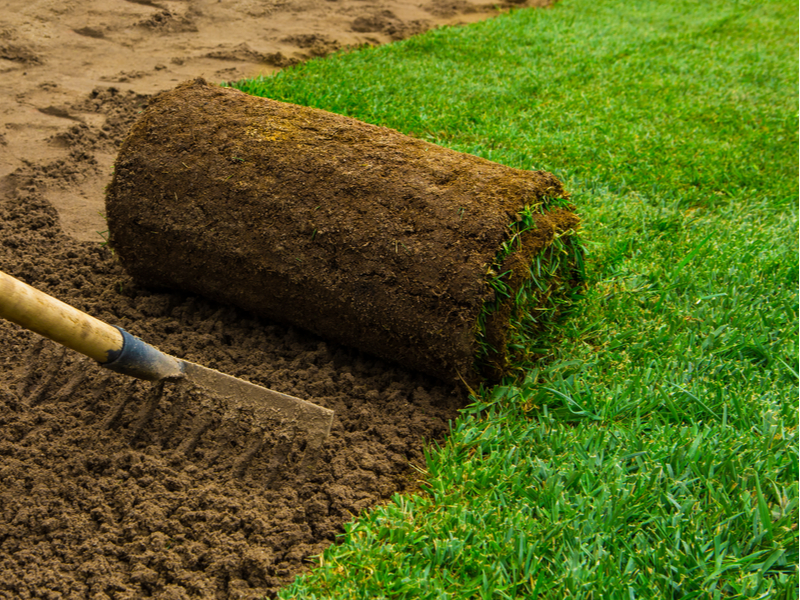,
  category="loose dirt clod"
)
[106,78,580,387]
